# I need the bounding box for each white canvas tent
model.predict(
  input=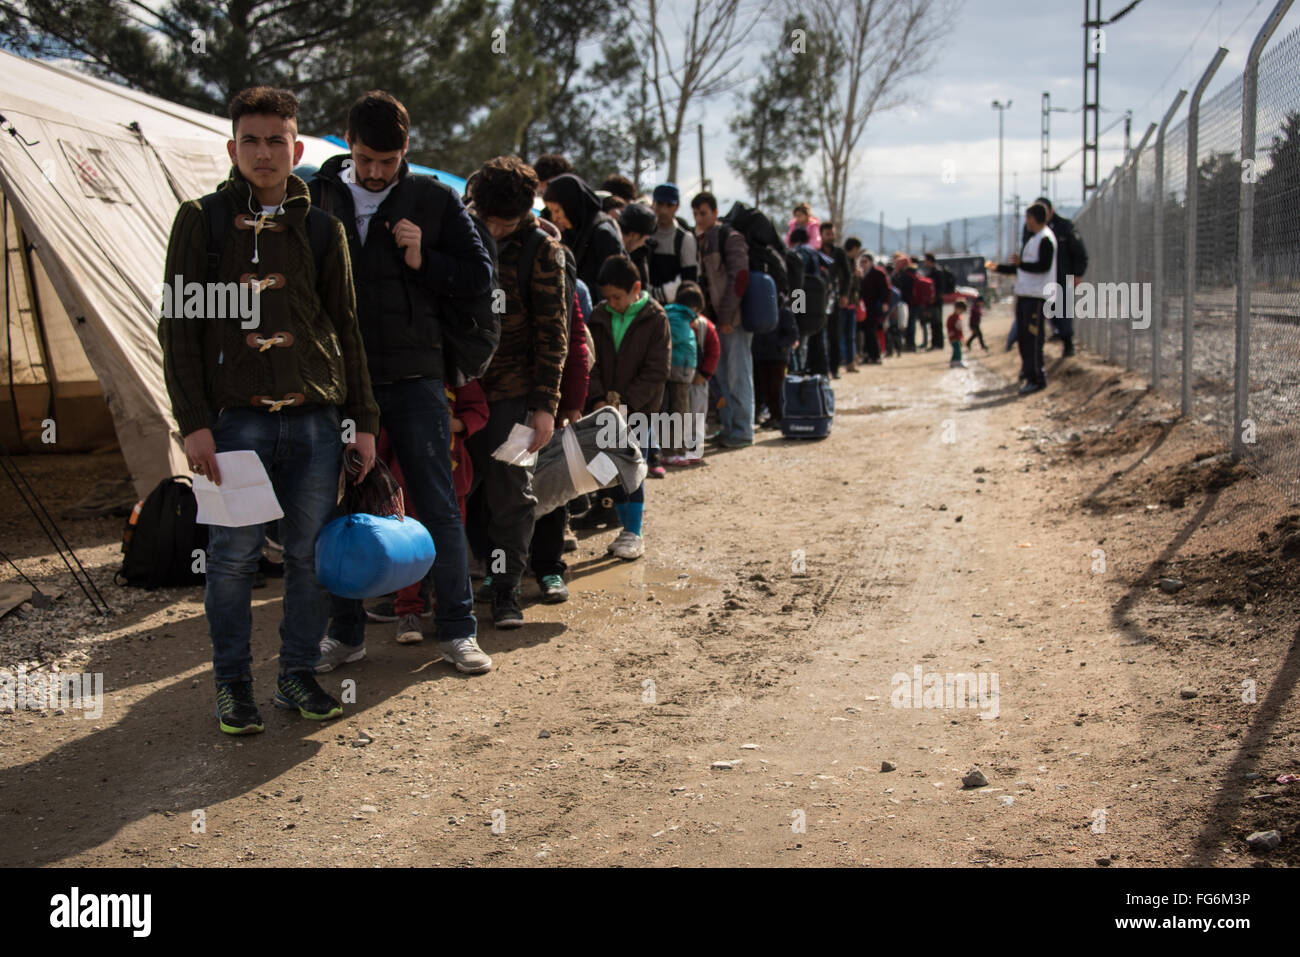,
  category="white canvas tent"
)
[0,50,343,497]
